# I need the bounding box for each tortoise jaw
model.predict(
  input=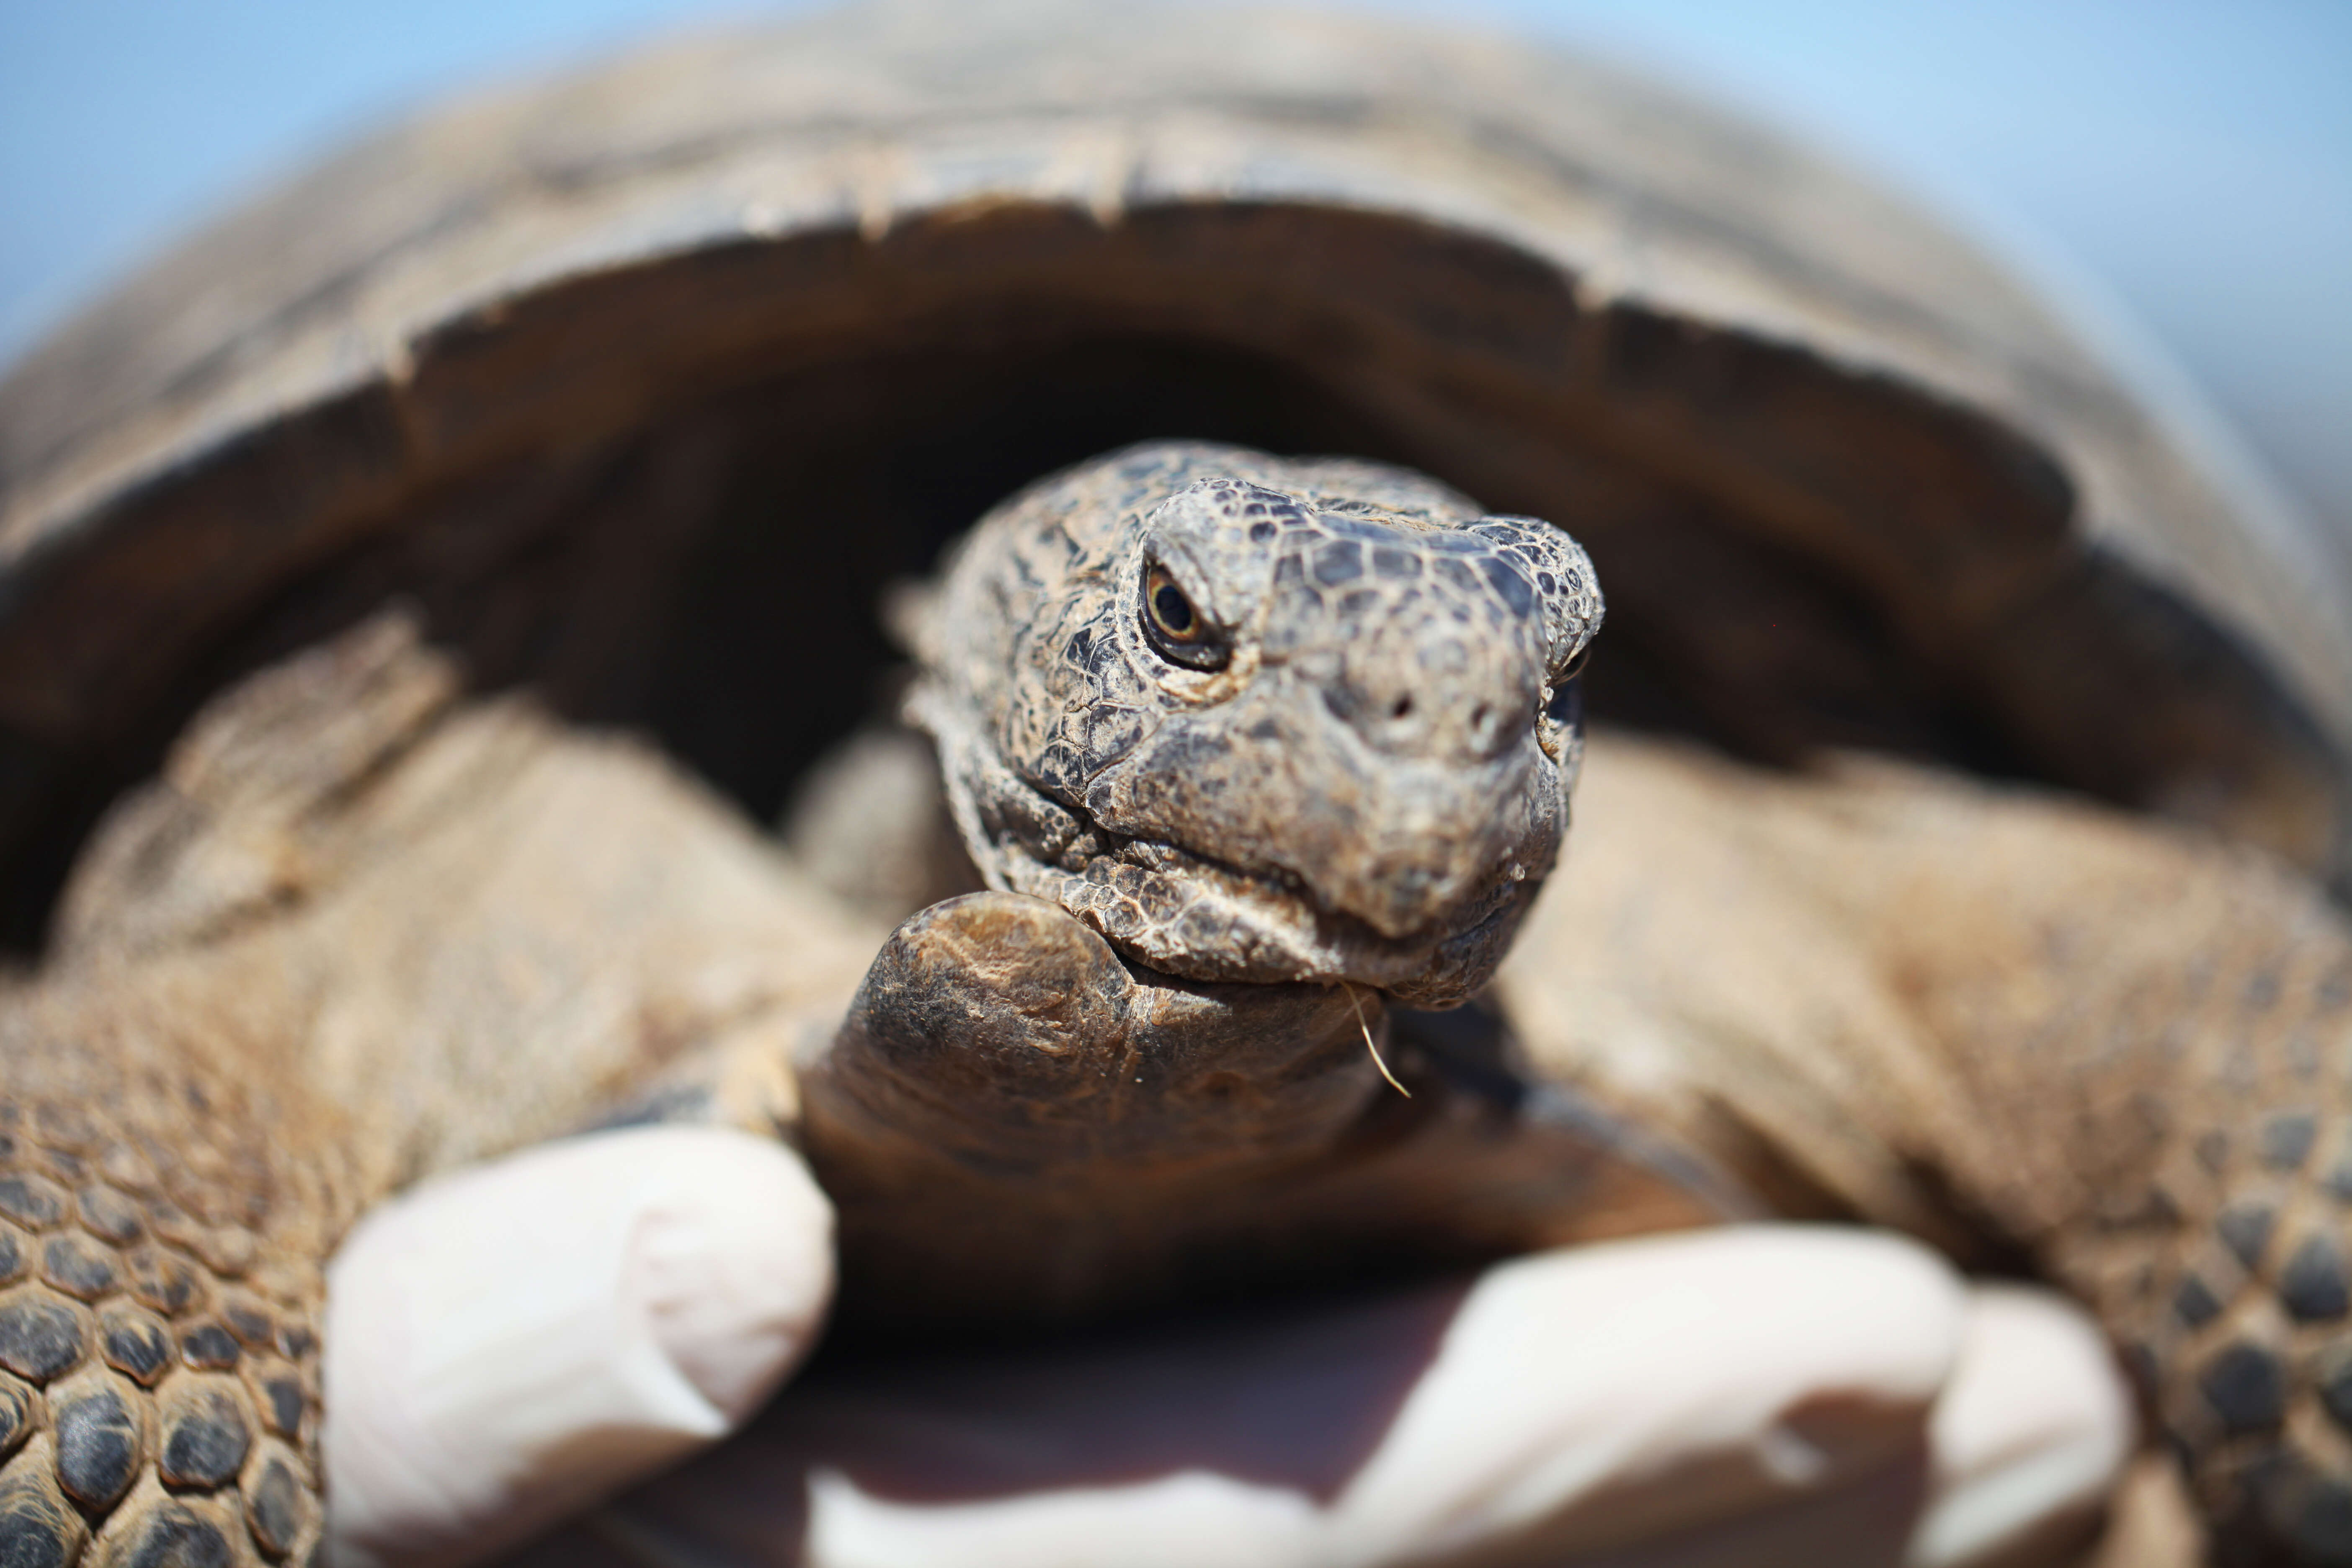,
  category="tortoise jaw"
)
[971,771,1547,1007]
[917,670,1555,1002]
[1075,680,1568,949]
